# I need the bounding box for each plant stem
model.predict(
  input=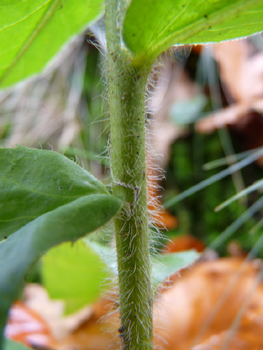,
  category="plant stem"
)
[105,1,153,349]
